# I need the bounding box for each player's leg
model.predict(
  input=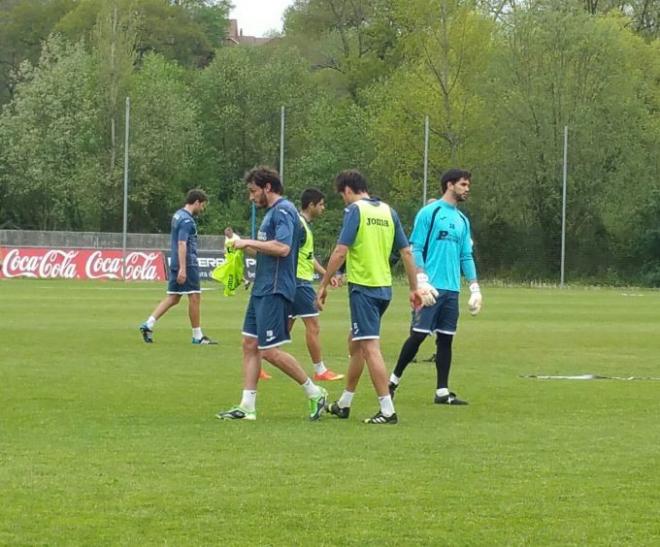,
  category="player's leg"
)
[292,284,343,381]
[351,293,397,424]
[186,268,216,344]
[327,333,364,419]
[217,297,261,420]
[388,305,436,397]
[433,292,467,405]
[389,331,428,398]
[139,289,181,343]
[255,295,327,420]
[301,316,344,381]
